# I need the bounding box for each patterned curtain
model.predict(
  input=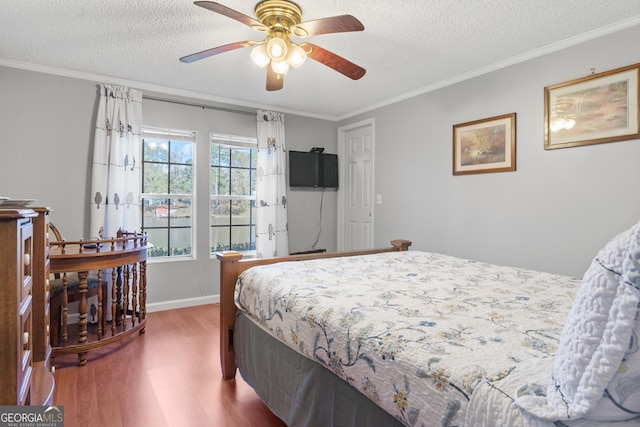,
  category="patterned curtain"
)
[89,84,142,239]
[255,110,289,258]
